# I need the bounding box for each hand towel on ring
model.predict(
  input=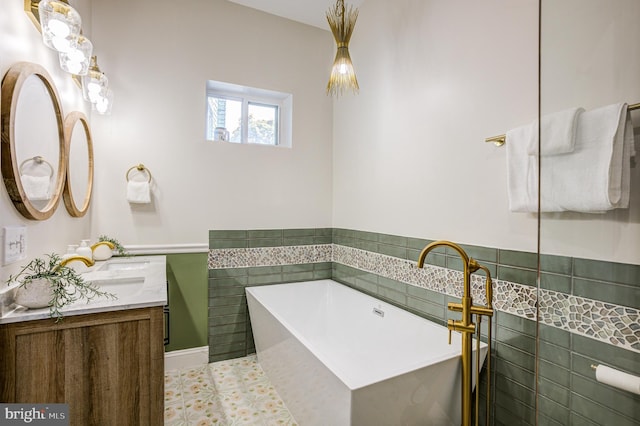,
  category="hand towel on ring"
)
[127,180,151,204]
